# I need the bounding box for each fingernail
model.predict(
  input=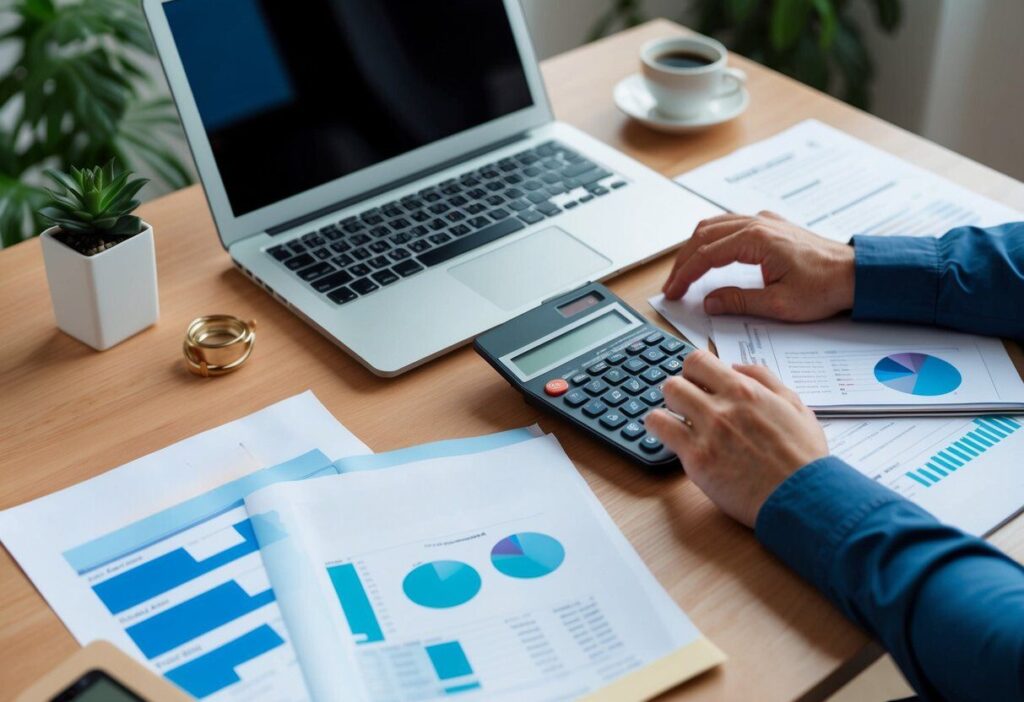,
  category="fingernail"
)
[704,297,723,314]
